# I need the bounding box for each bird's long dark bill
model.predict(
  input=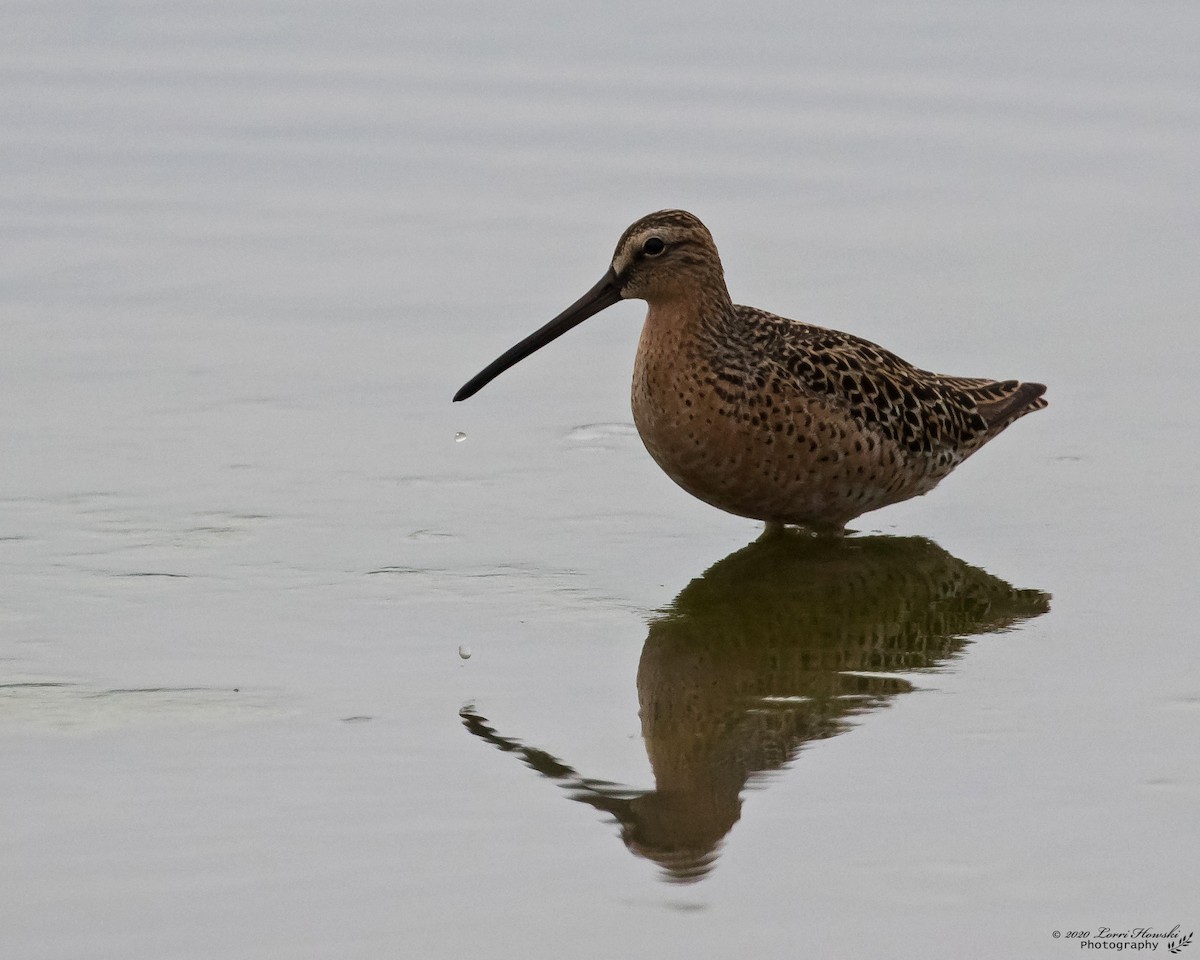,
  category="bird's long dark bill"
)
[453,268,621,402]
